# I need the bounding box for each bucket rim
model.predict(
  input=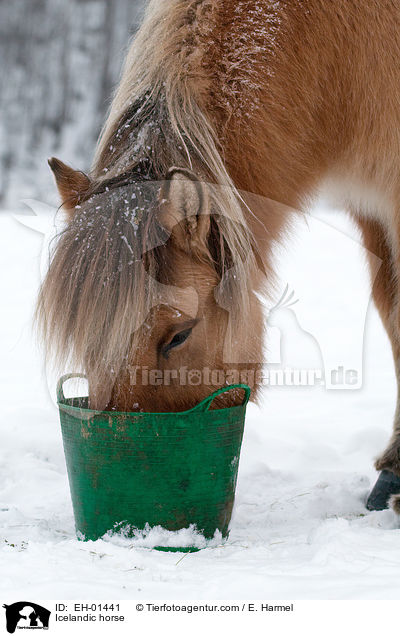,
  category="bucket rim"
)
[57,374,251,418]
